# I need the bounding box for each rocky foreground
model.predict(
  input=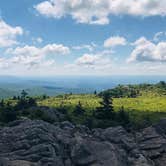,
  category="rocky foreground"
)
[0,119,166,166]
